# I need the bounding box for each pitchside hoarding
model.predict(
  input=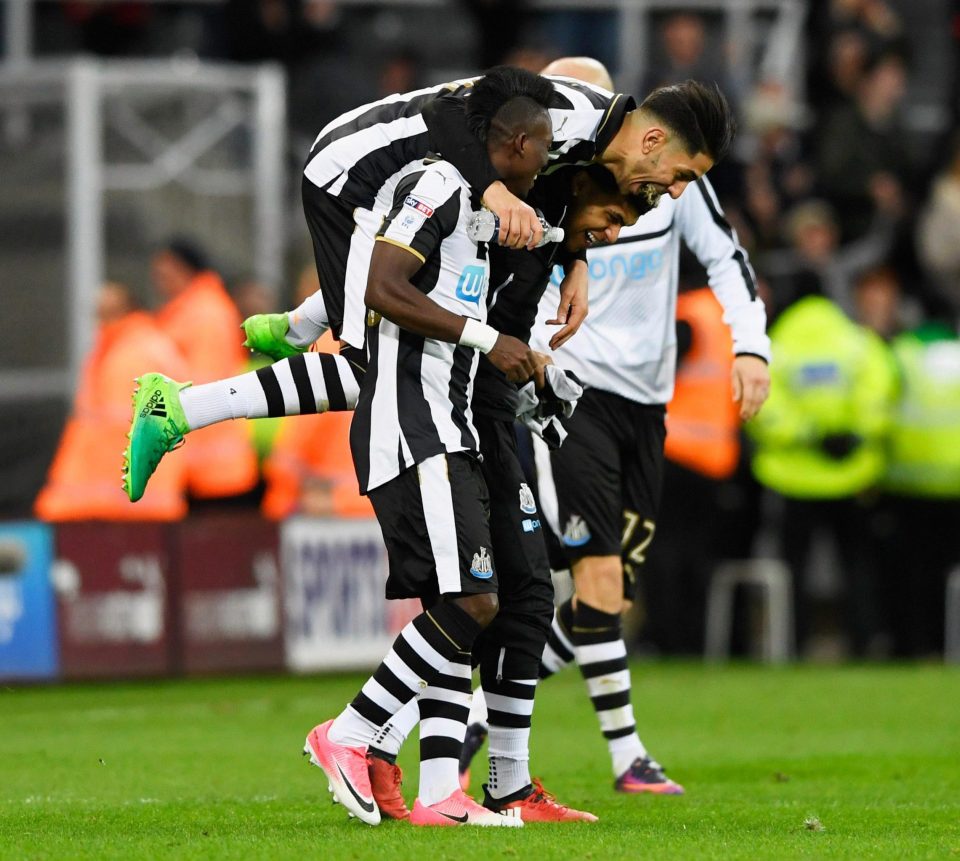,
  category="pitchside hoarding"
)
[282,517,418,671]
[176,516,283,674]
[54,523,174,678]
[0,521,58,680]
